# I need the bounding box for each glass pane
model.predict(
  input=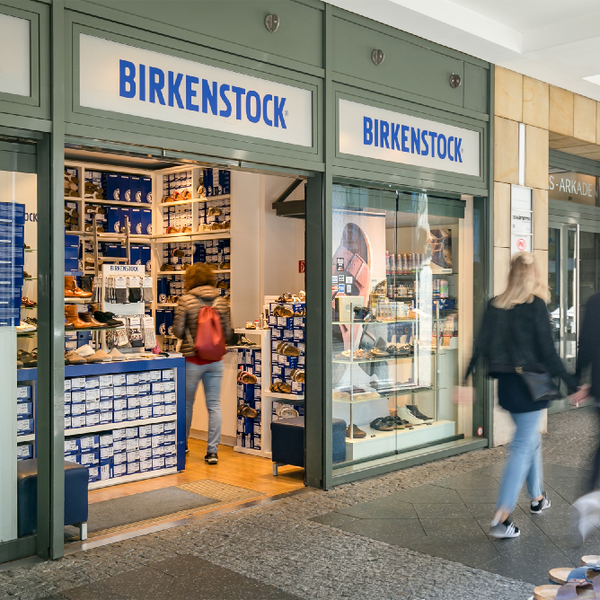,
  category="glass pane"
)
[1,170,36,544]
[548,228,560,354]
[565,229,576,372]
[331,184,472,474]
